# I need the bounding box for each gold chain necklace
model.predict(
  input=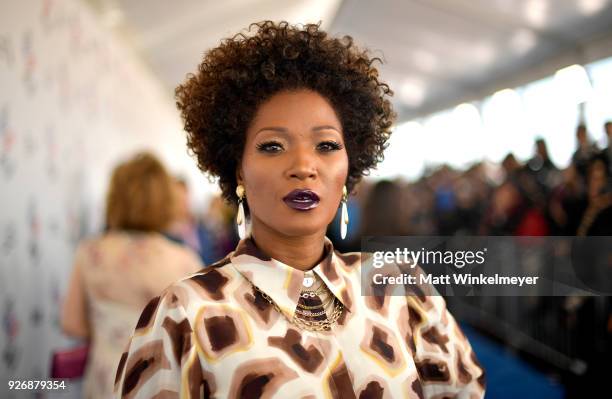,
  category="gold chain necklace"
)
[299,283,326,298]
[293,298,344,331]
[296,295,334,310]
[295,293,336,315]
[295,308,328,317]
[252,284,343,332]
